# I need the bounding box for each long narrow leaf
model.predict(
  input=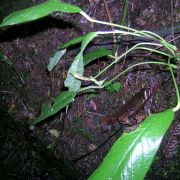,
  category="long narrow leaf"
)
[80,32,97,52]
[0,0,82,28]
[64,53,84,91]
[84,48,112,66]
[47,49,66,71]
[60,35,85,49]
[33,91,76,125]
[64,32,97,91]
[89,109,174,180]
[49,35,87,72]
